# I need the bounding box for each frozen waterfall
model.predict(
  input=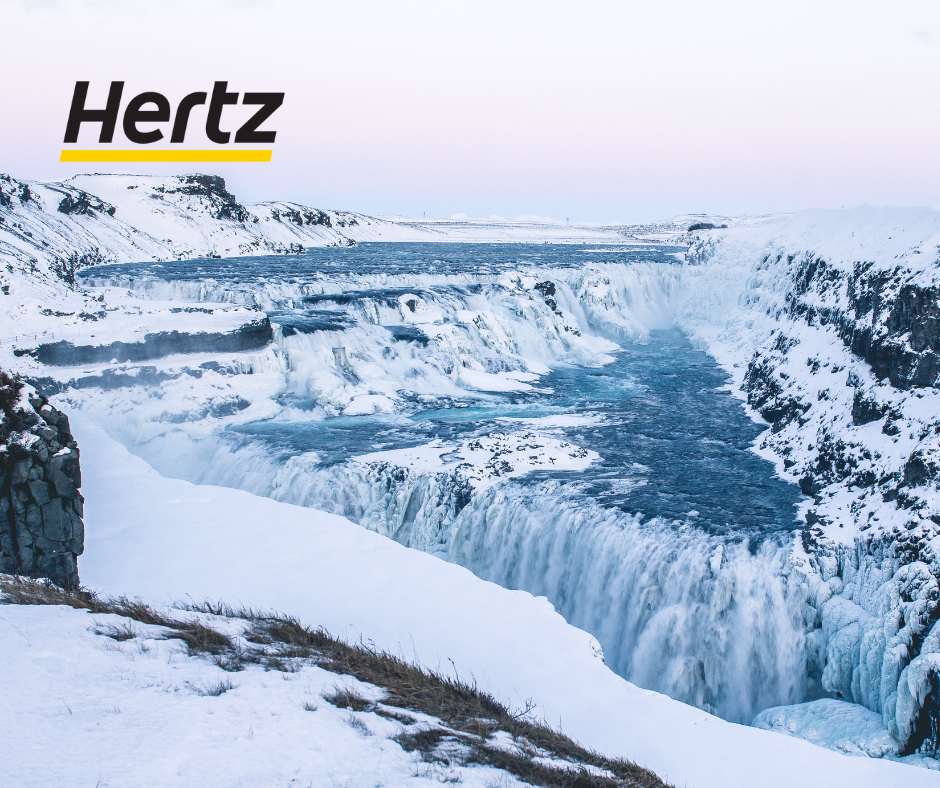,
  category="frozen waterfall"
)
[71,246,813,726]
